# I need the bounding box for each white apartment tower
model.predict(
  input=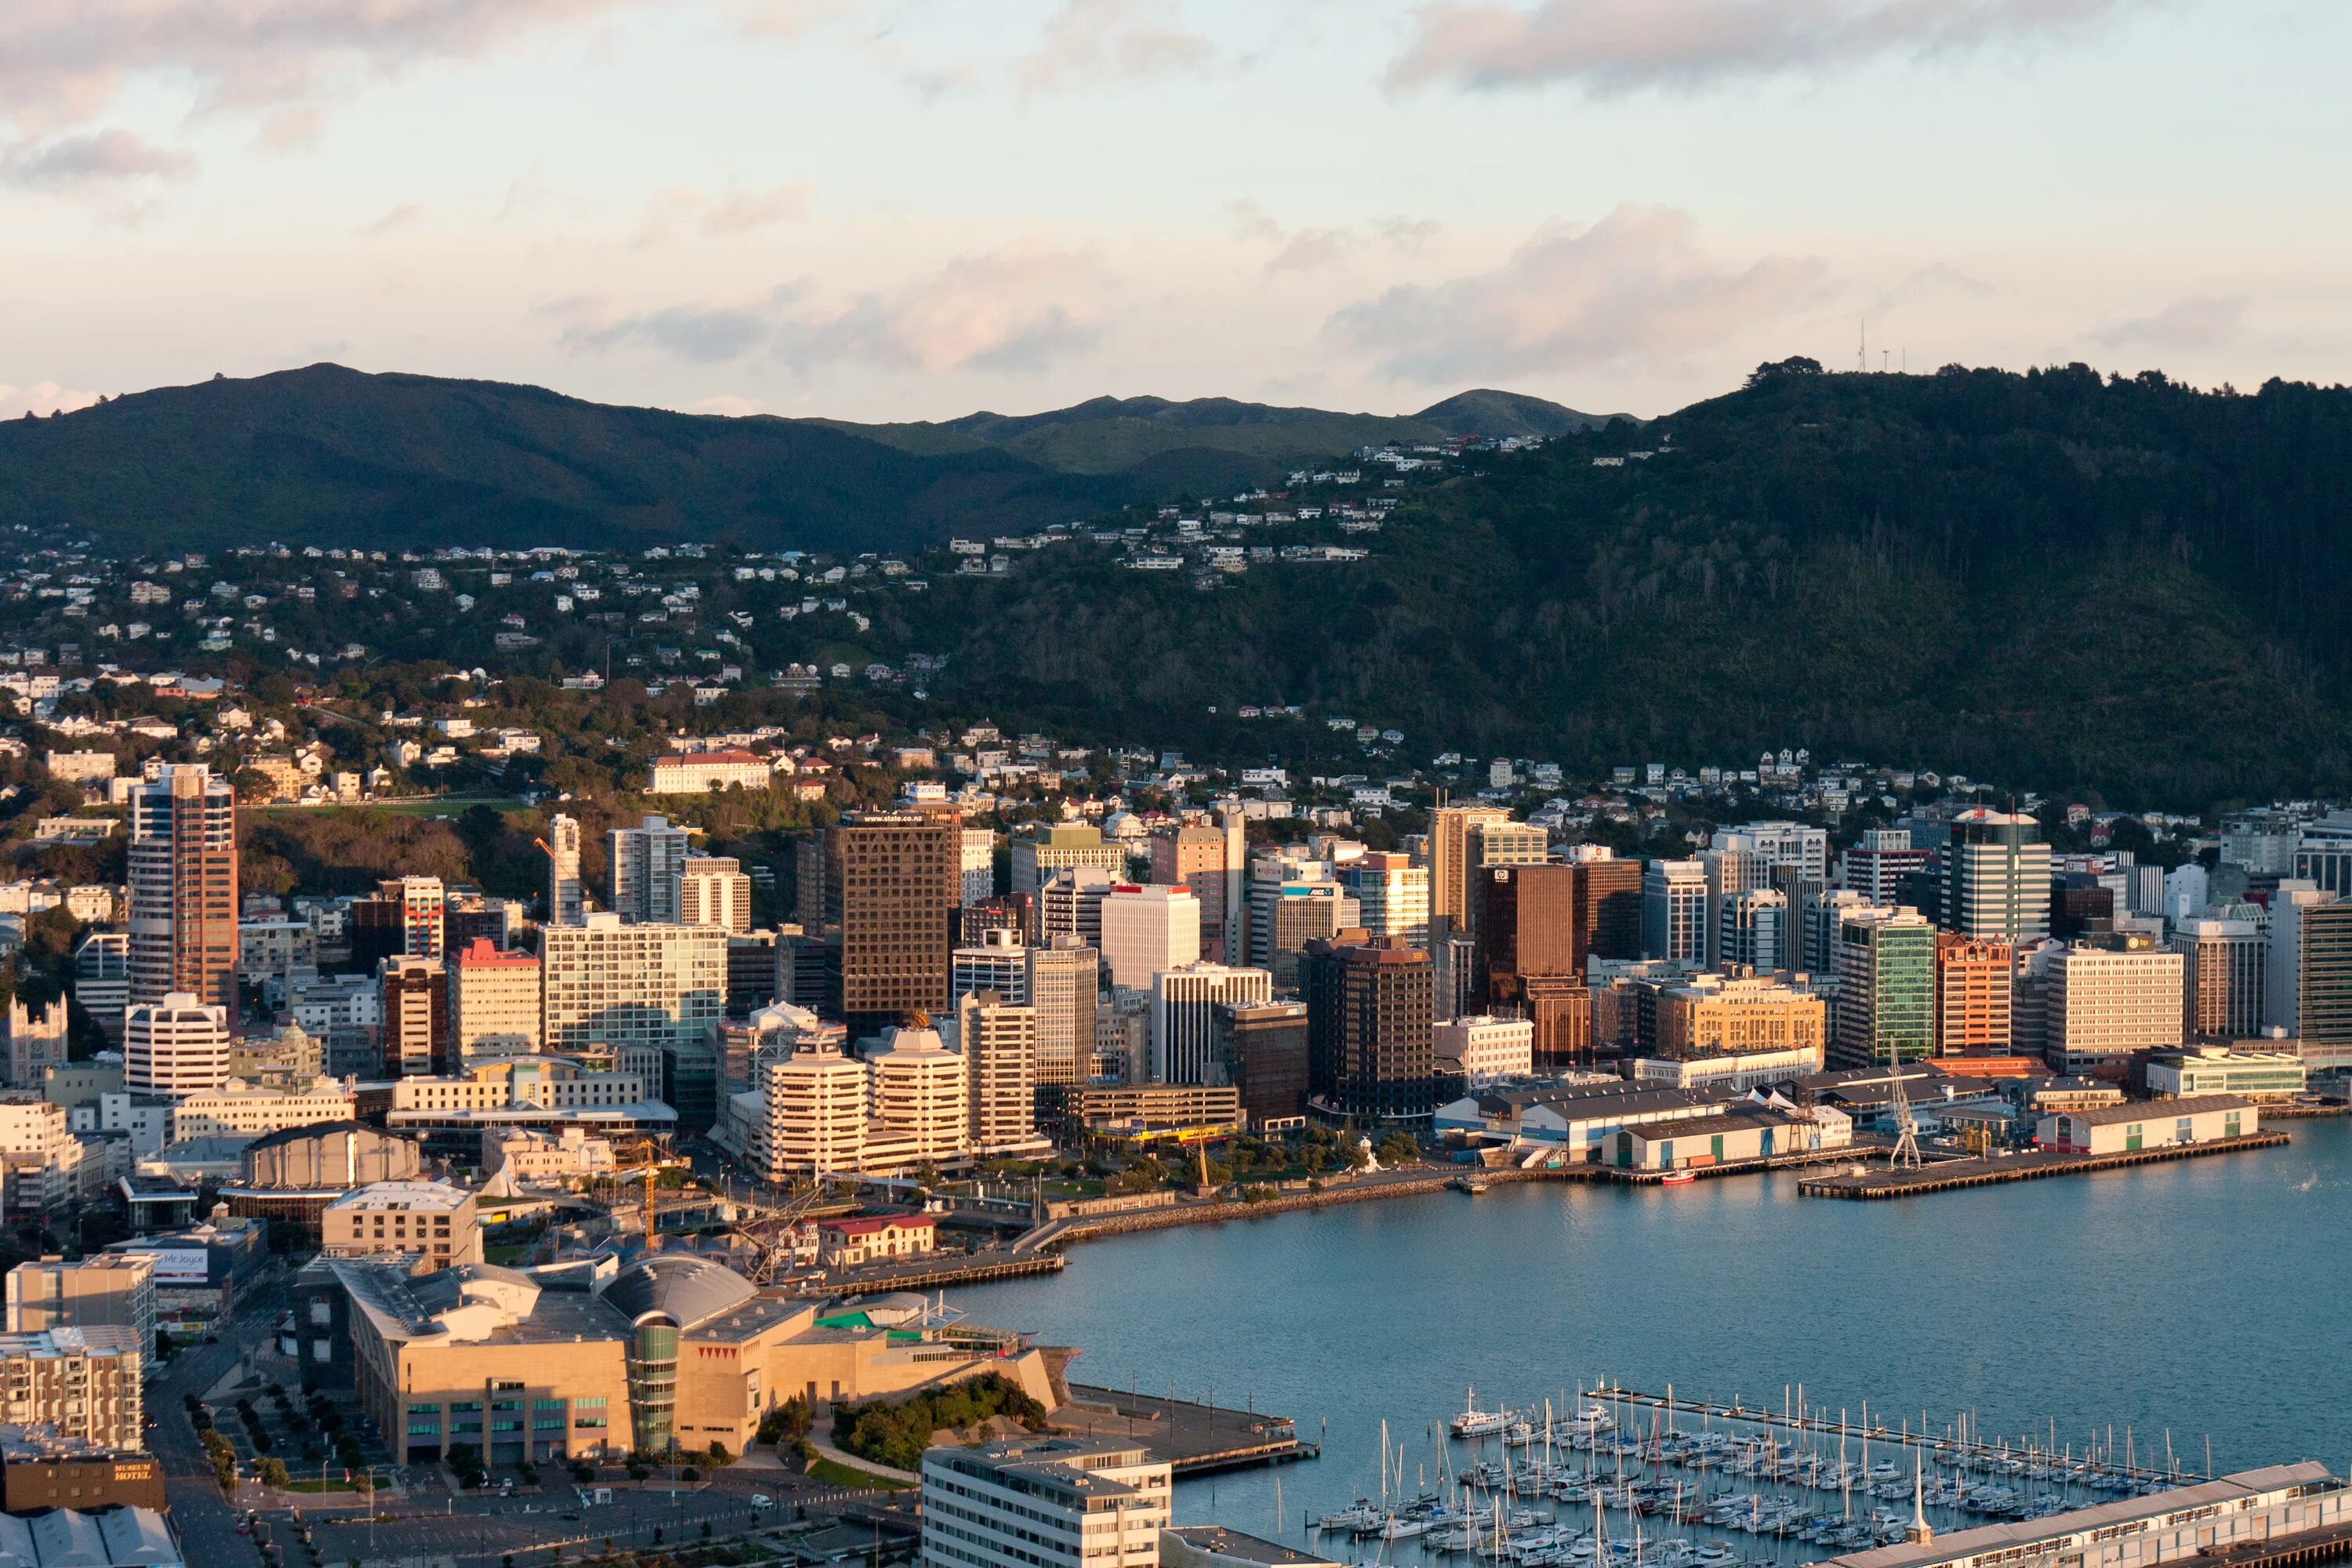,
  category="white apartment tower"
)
[123,993,231,1094]
[678,856,753,933]
[545,813,586,925]
[955,990,1040,1153]
[1099,884,1201,993]
[867,1025,971,1165]
[609,815,693,924]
